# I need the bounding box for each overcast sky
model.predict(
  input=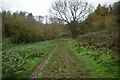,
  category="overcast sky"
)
[0,0,118,16]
